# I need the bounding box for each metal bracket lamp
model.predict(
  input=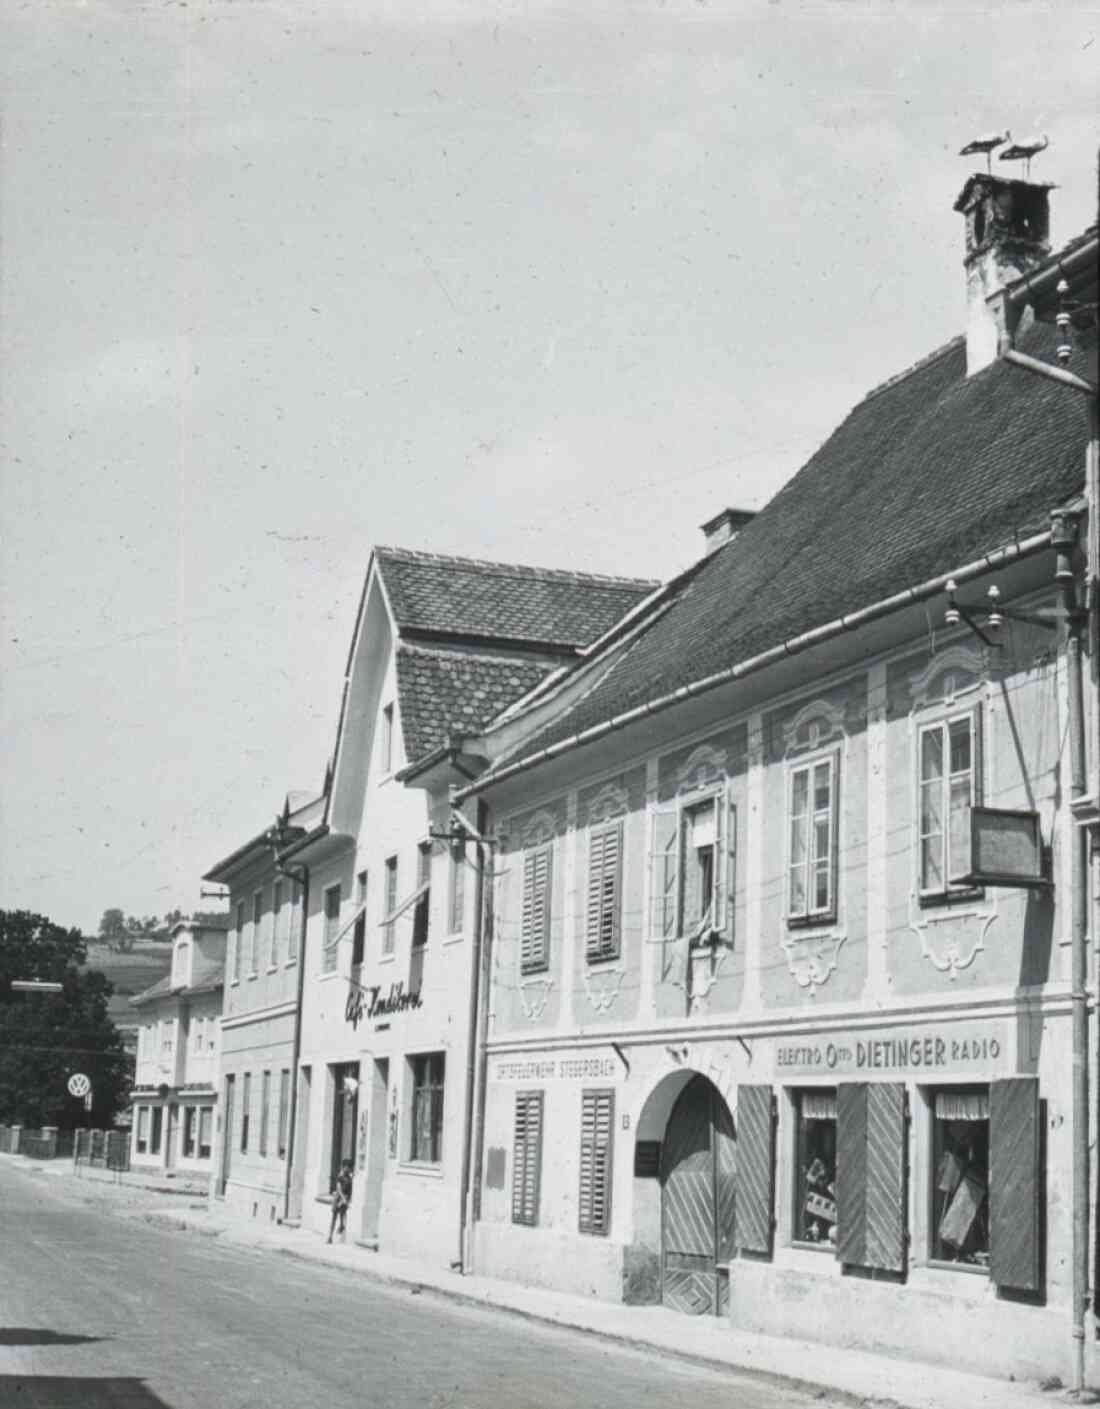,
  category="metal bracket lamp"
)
[943,579,1061,647]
